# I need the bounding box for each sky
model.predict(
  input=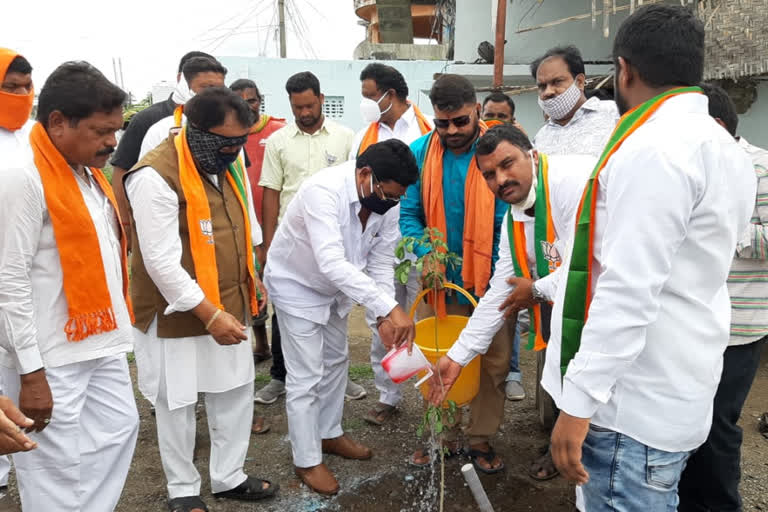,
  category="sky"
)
[4,0,365,99]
